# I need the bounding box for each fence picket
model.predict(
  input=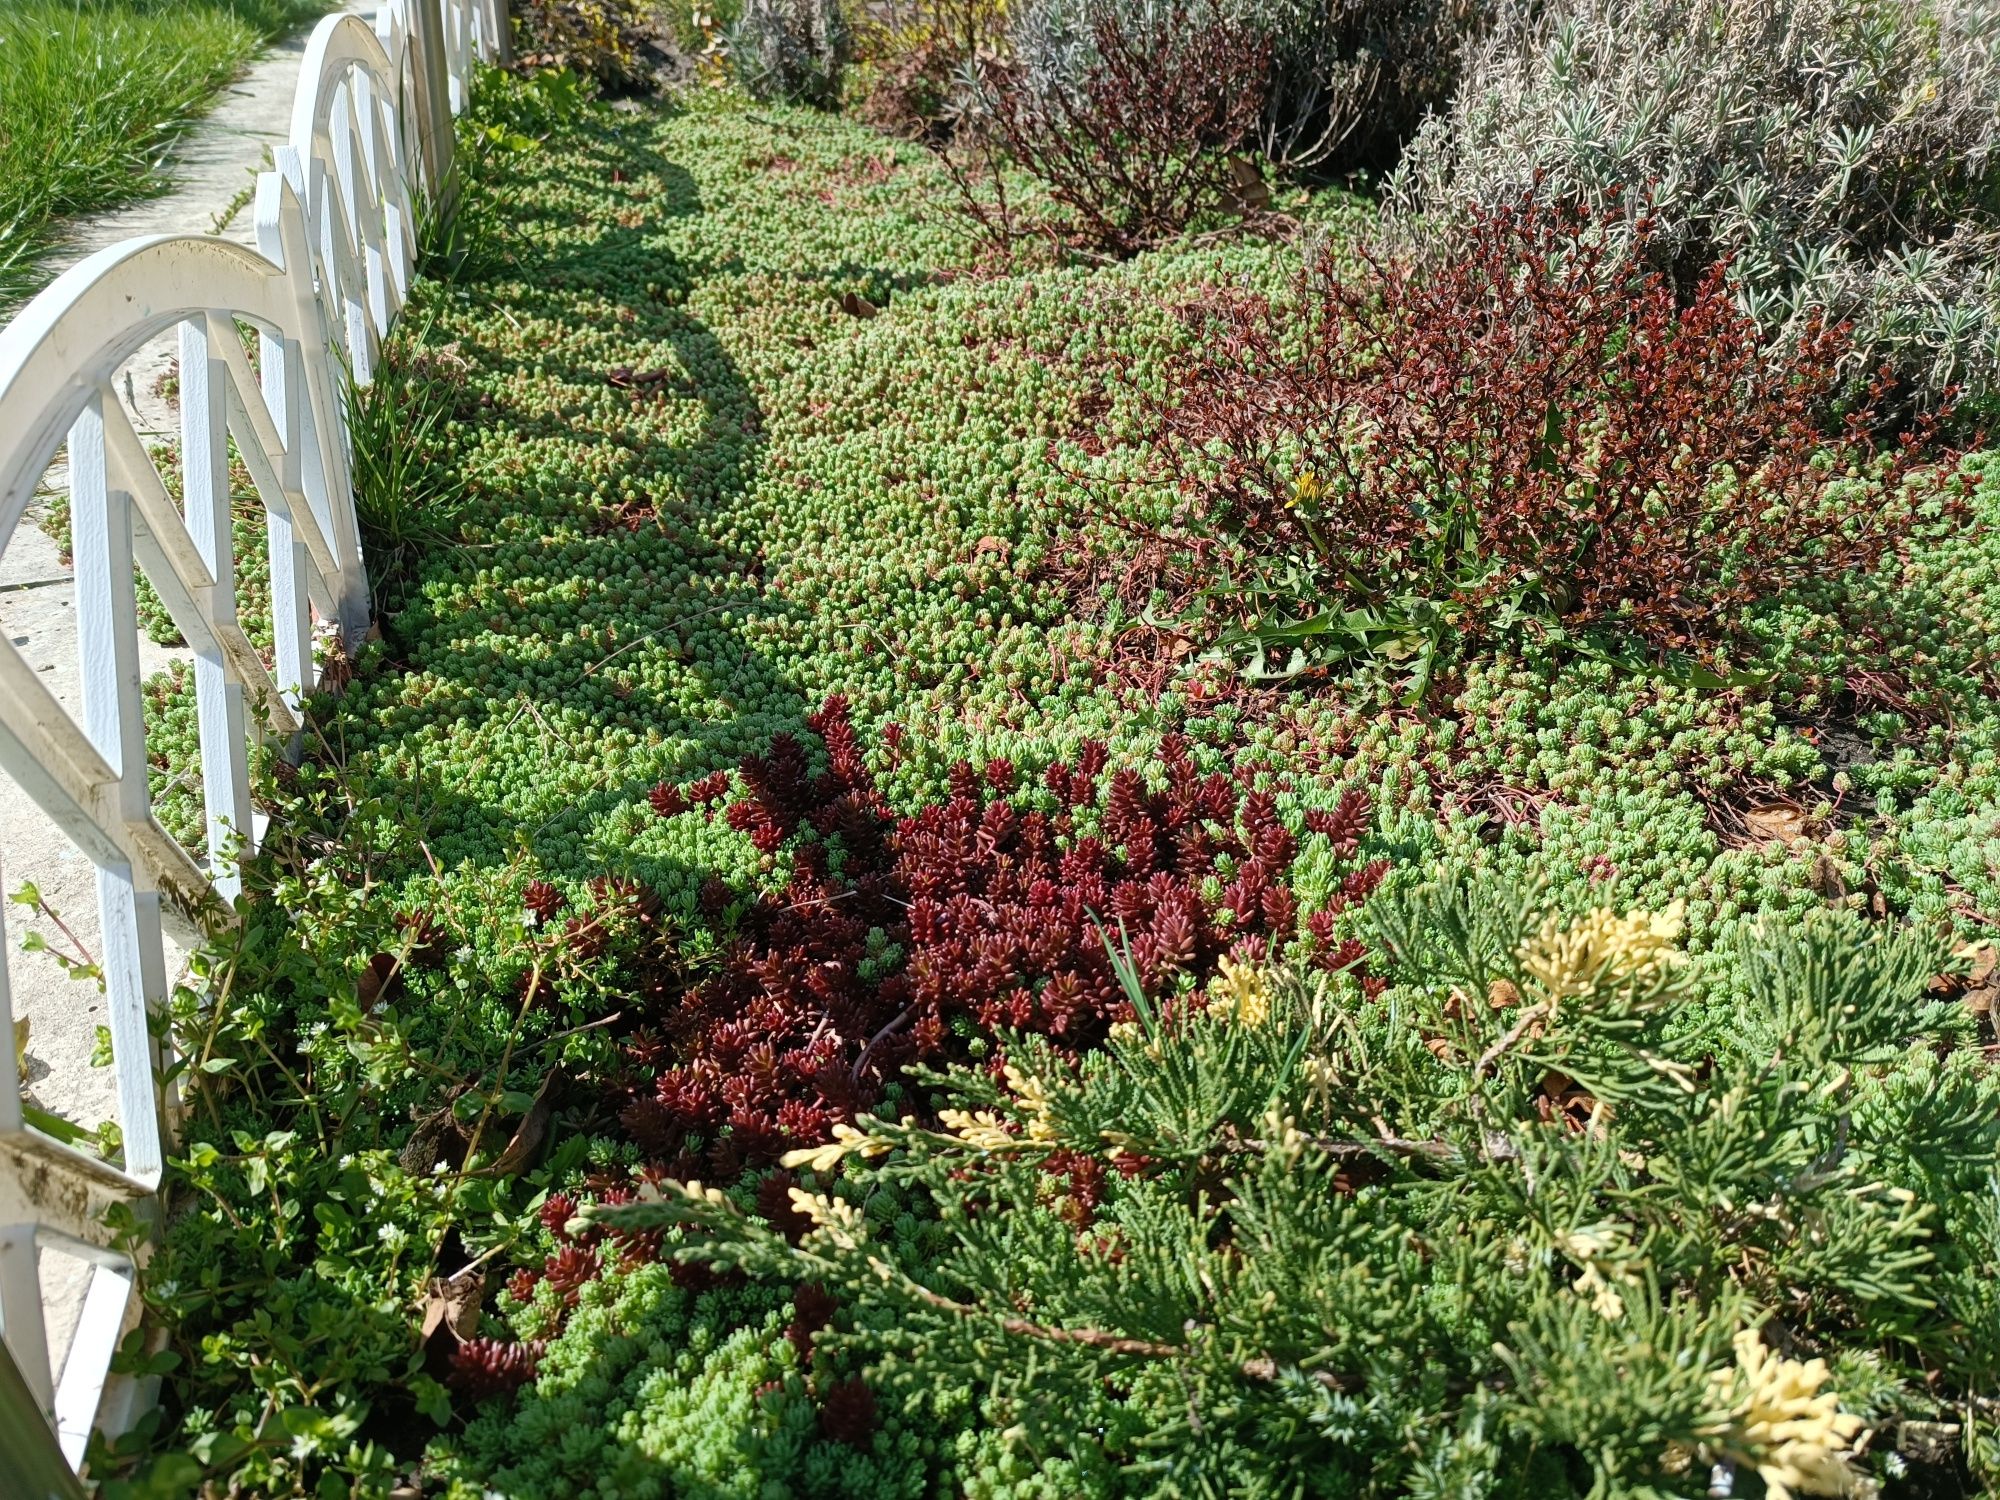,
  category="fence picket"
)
[255,327,317,714]
[69,390,172,1194]
[0,1223,52,1421]
[181,319,258,897]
